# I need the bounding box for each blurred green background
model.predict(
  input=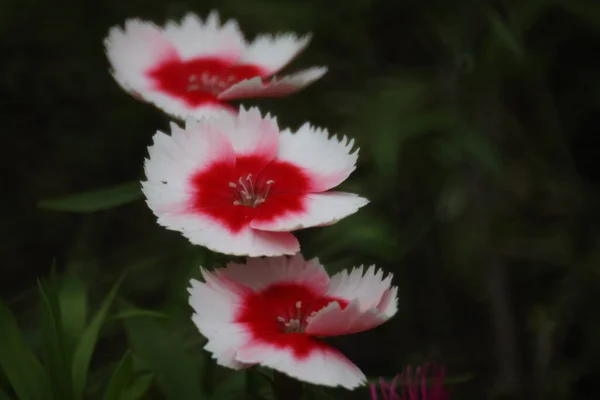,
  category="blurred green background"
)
[3,0,600,398]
